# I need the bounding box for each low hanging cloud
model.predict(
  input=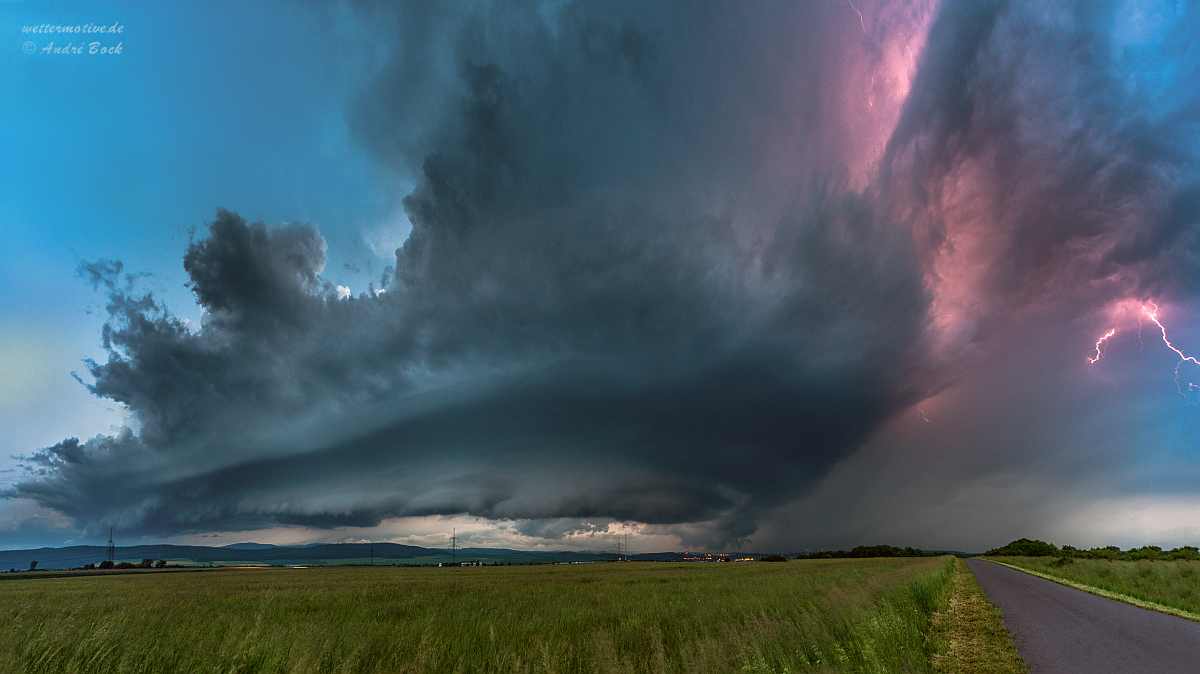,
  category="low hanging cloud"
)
[9,0,1200,548]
